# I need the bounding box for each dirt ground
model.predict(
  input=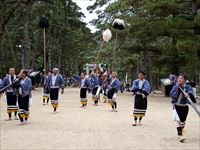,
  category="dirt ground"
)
[0,88,200,150]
